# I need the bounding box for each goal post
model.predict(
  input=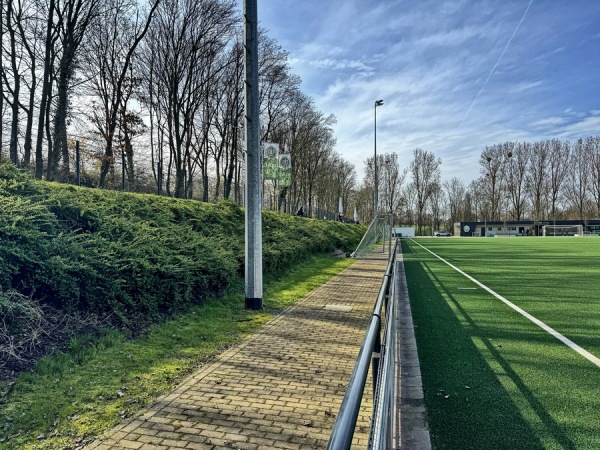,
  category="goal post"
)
[542,224,584,236]
[471,232,481,237]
